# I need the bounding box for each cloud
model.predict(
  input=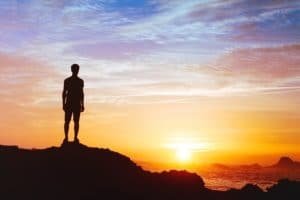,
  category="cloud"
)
[67,40,162,60]
[187,44,300,94]
[0,51,57,105]
[2,0,299,64]
[0,51,62,135]
[118,0,300,44]
[220,44,300,80]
